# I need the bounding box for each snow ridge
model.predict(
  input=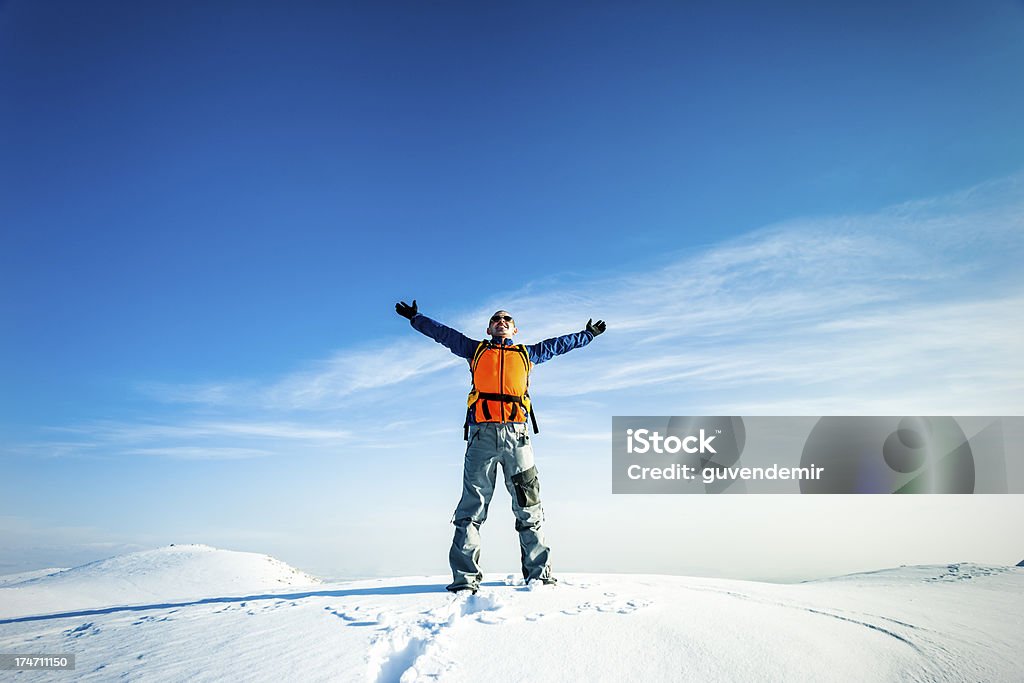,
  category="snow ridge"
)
[0,544,320,621]
[0,550,1021,682]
